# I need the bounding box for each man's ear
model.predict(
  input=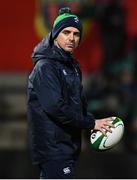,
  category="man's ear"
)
[54,38,59,48]
[54,38,58,45]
